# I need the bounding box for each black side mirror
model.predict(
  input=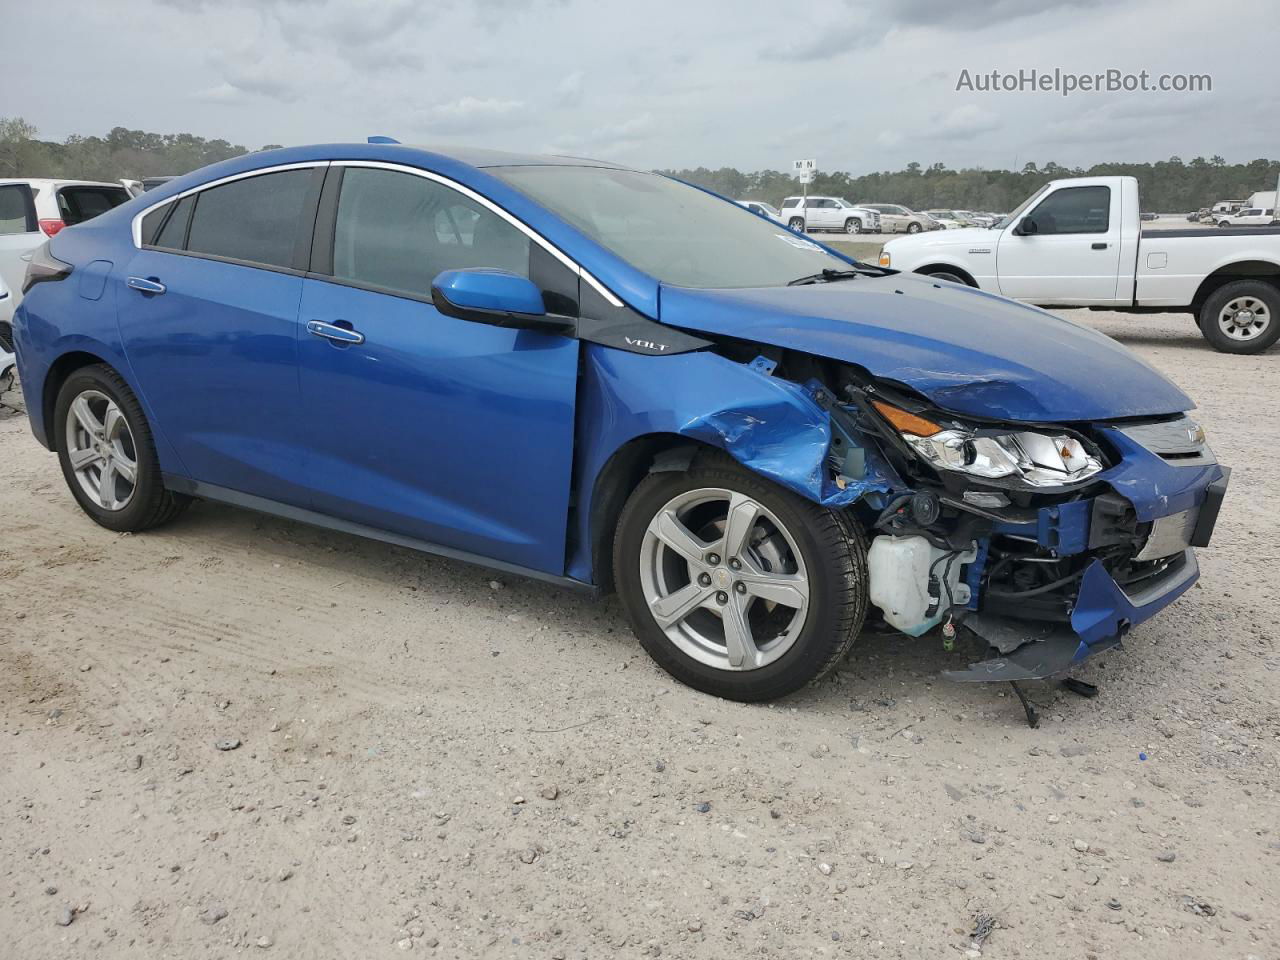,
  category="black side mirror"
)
[1015,217,1039,236]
